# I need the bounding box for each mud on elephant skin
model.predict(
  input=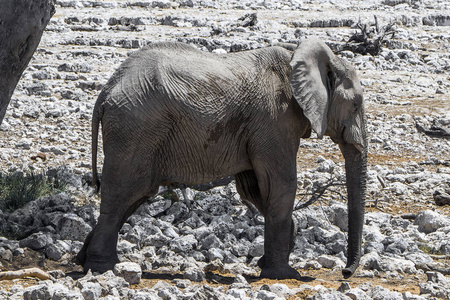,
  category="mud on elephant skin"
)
[76,38,367,280]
